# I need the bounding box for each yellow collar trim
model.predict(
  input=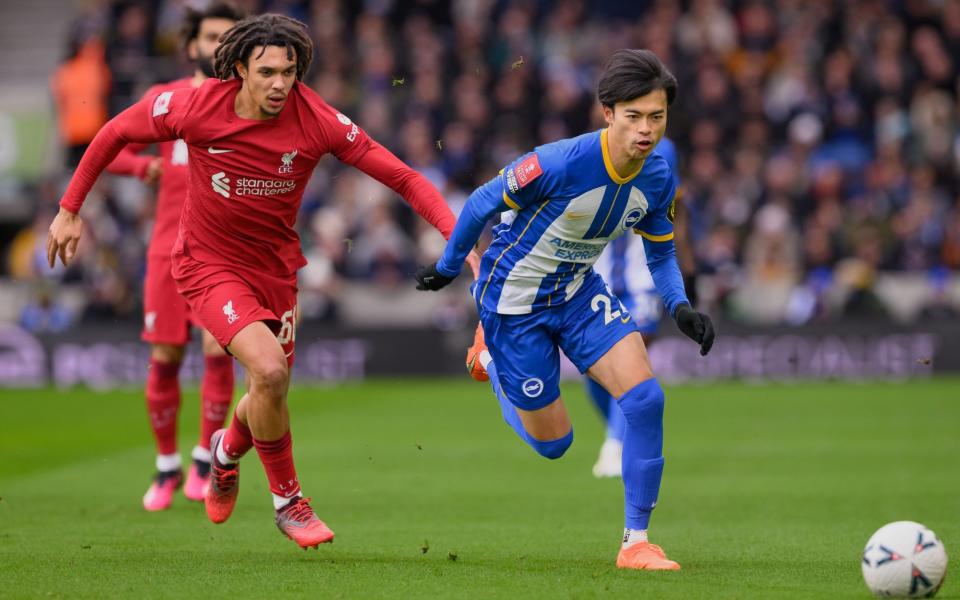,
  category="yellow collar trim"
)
[601,129,644,184]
